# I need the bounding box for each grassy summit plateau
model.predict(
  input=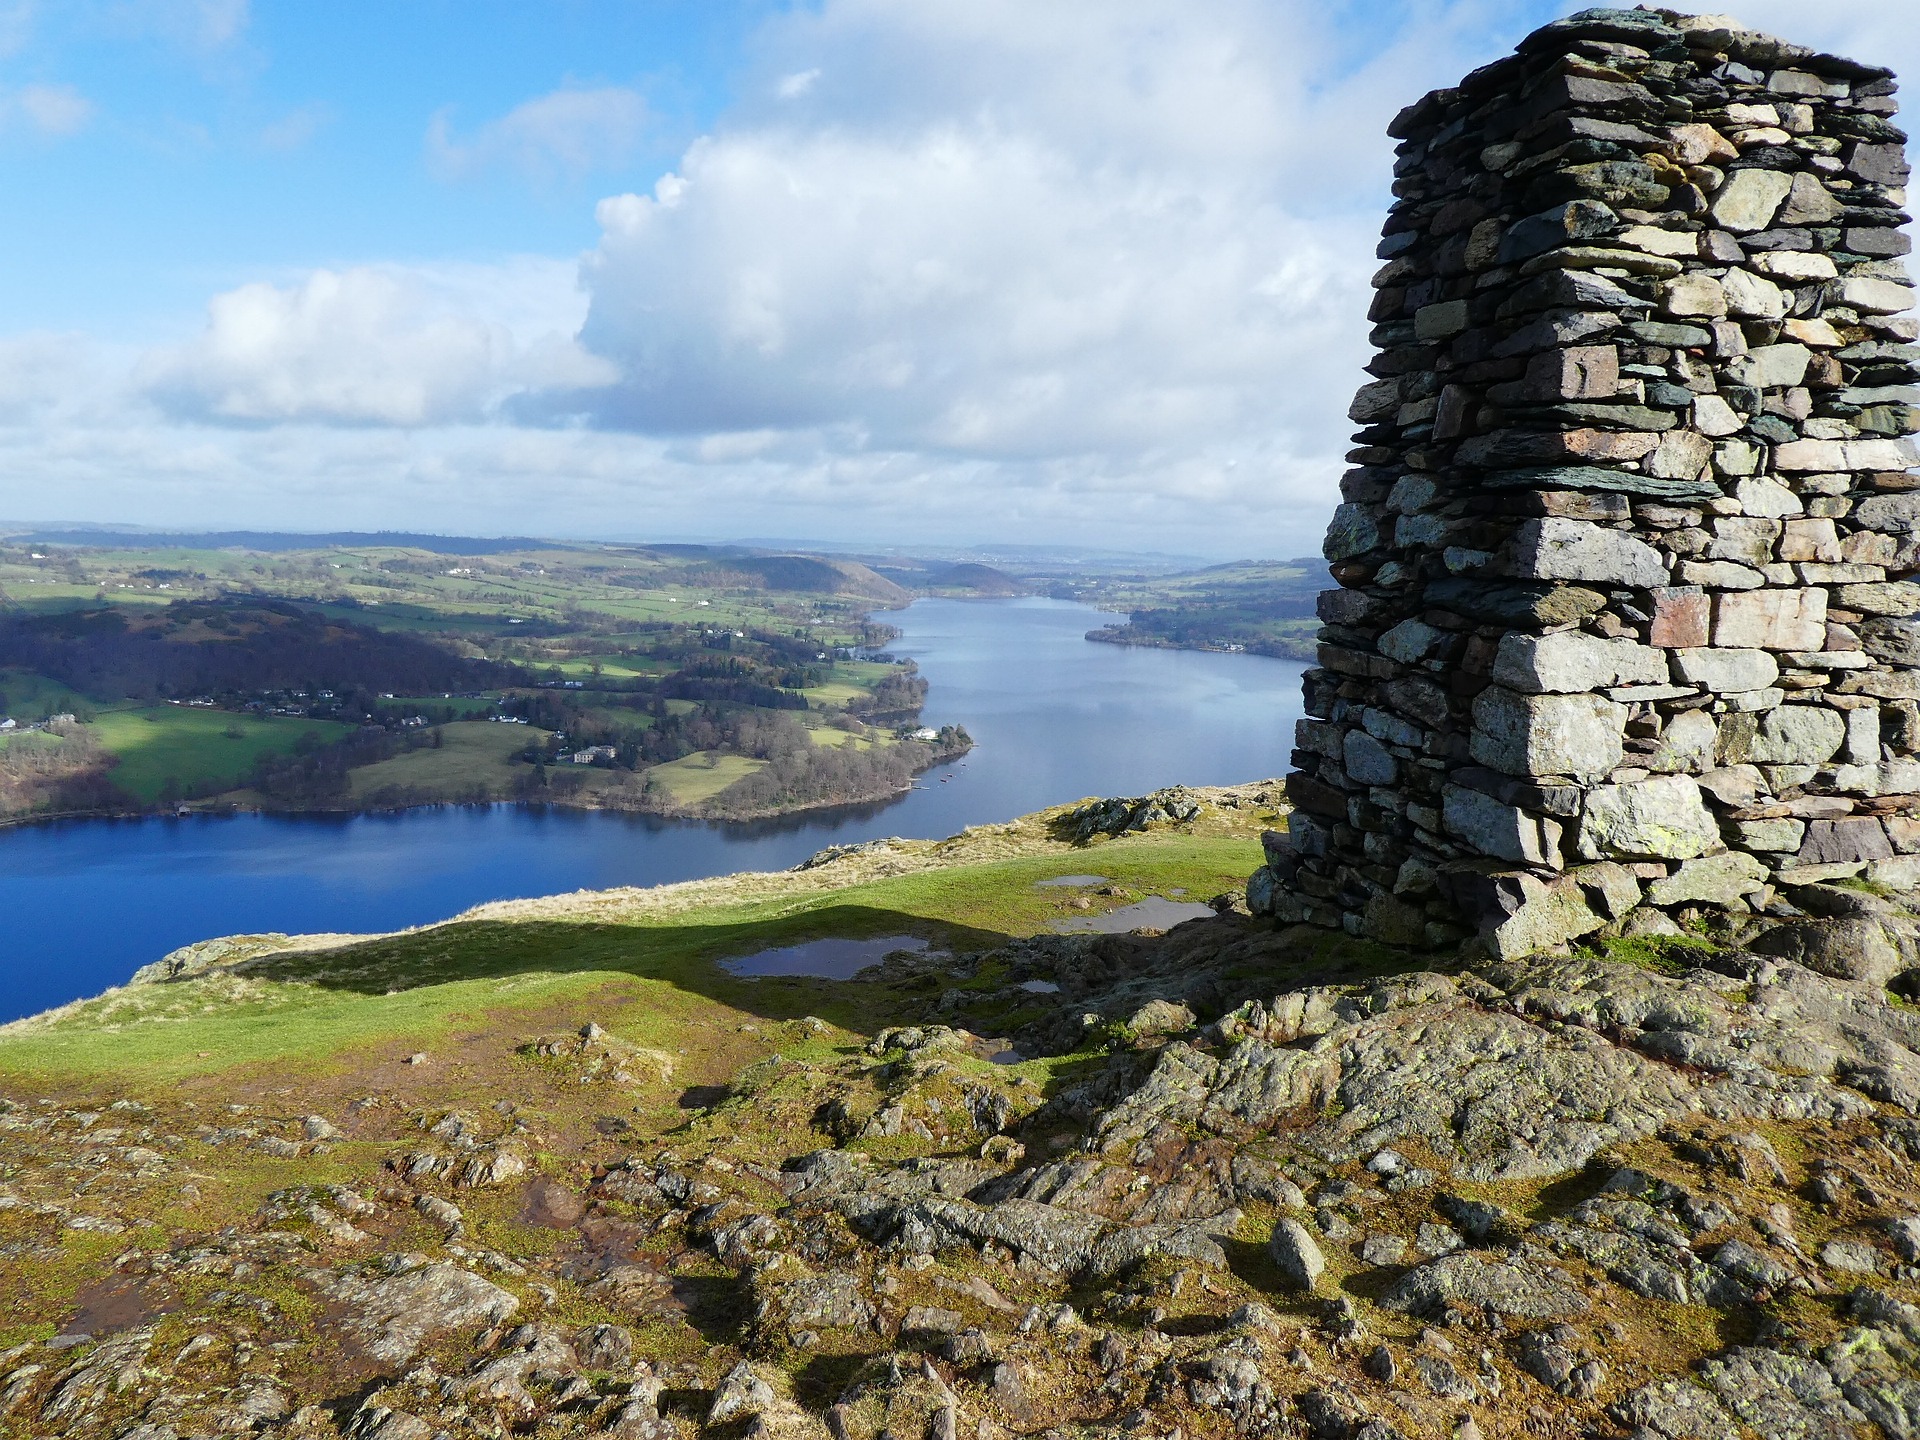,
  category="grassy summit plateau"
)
[10,784,1920,1440]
